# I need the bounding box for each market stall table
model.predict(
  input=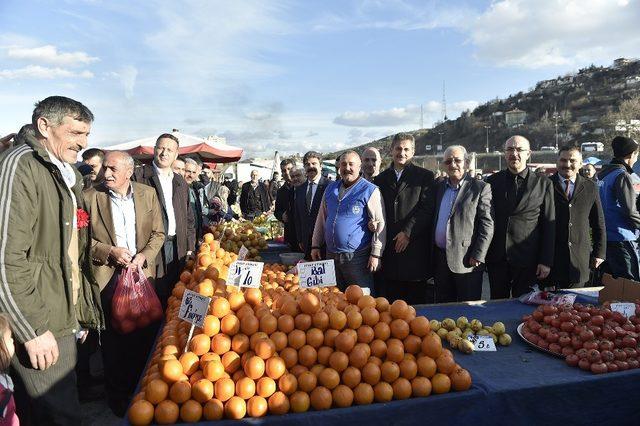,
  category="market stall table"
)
[125,294,639,426]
